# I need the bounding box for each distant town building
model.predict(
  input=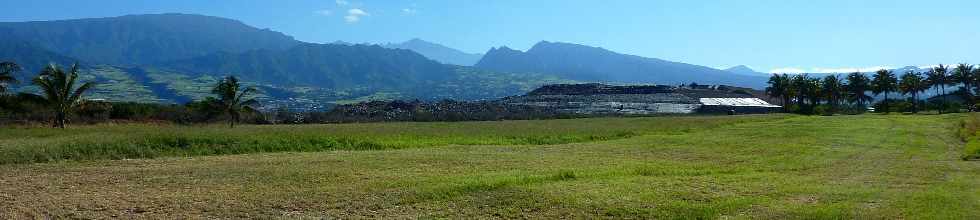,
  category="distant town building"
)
[504,83,780,115]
